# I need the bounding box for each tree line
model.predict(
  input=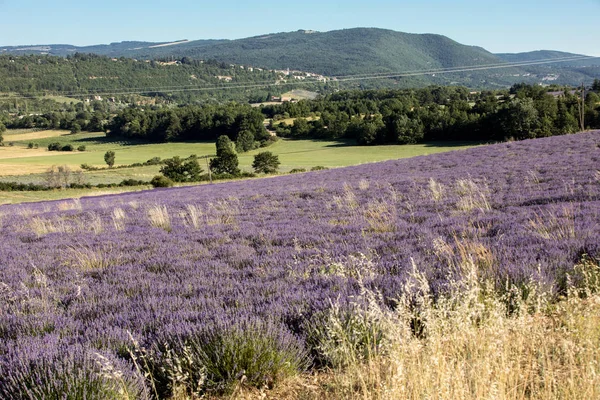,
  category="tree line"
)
[106,103,274,150]
[263,83,600,144]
